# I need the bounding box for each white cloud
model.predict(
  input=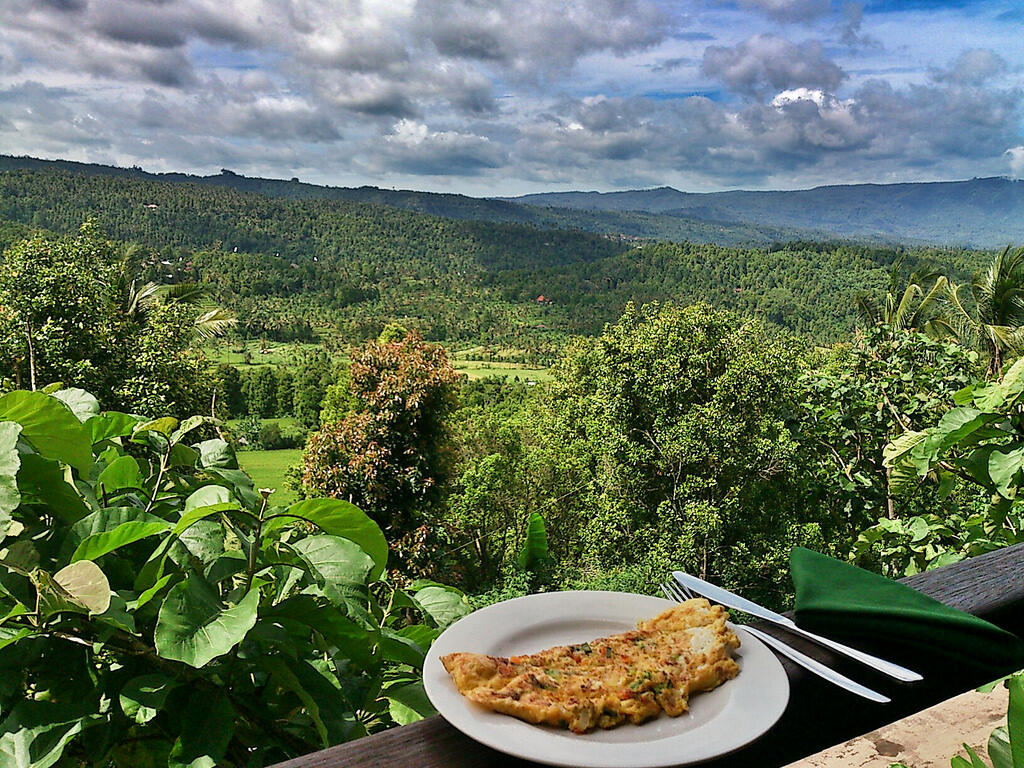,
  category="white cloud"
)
[1008,147,1024,179]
